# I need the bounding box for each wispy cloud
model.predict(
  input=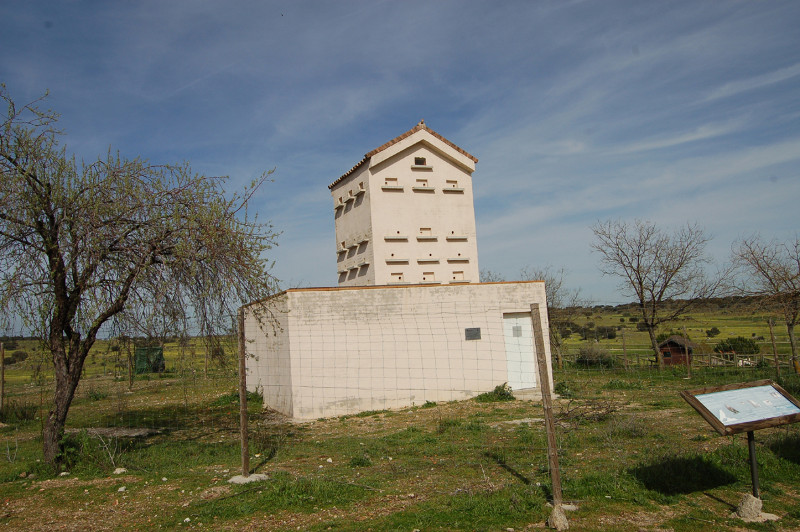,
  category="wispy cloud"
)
[705,62,800,102]
[2,0,799,301]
